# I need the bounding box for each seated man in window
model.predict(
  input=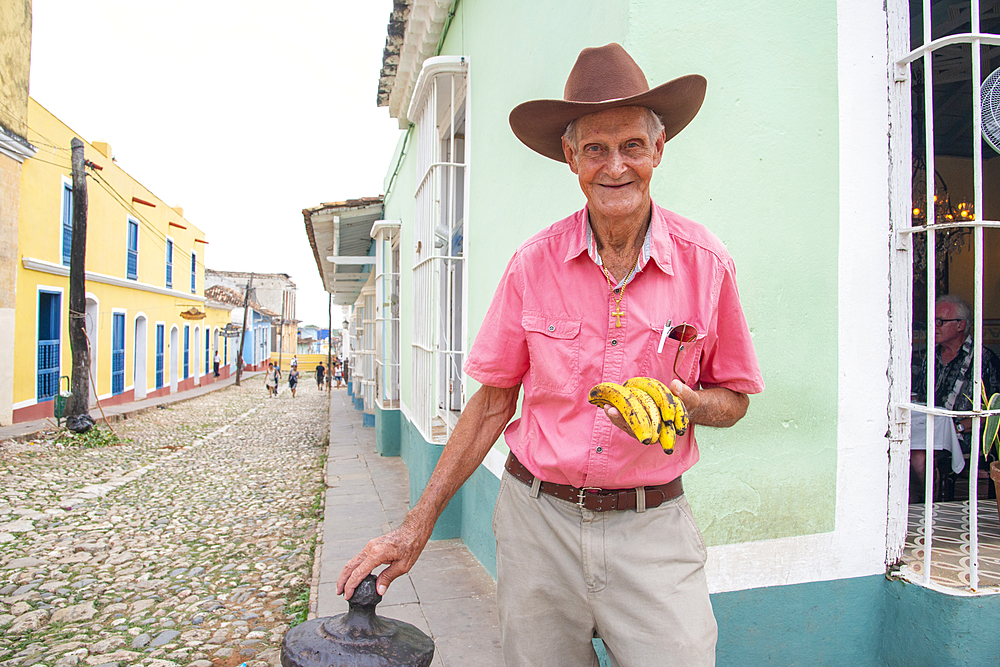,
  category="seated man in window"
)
[911,294,1000,500]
